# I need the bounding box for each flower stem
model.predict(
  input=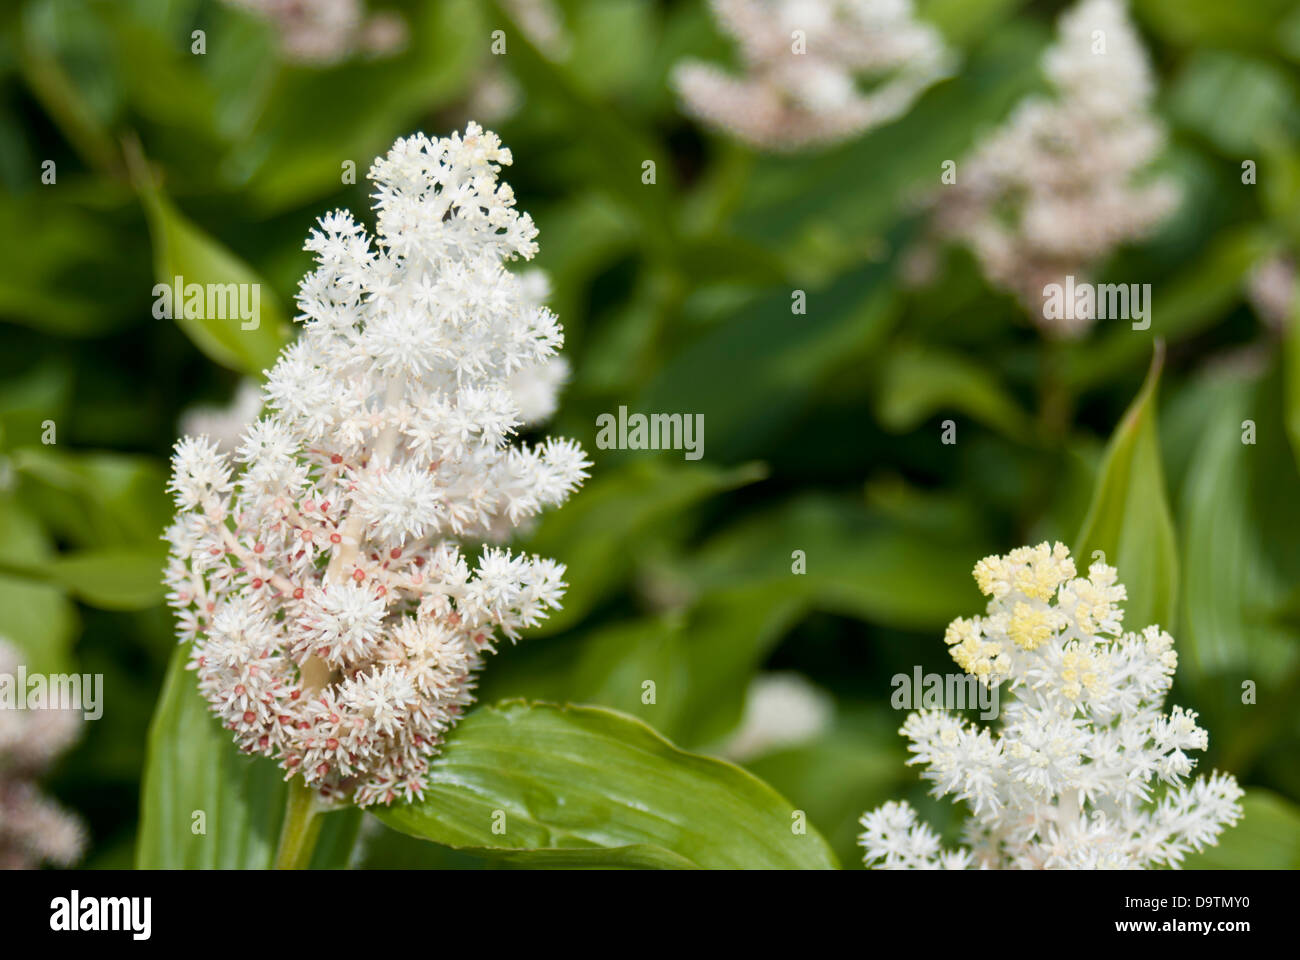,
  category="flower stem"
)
[273,779,323,870]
